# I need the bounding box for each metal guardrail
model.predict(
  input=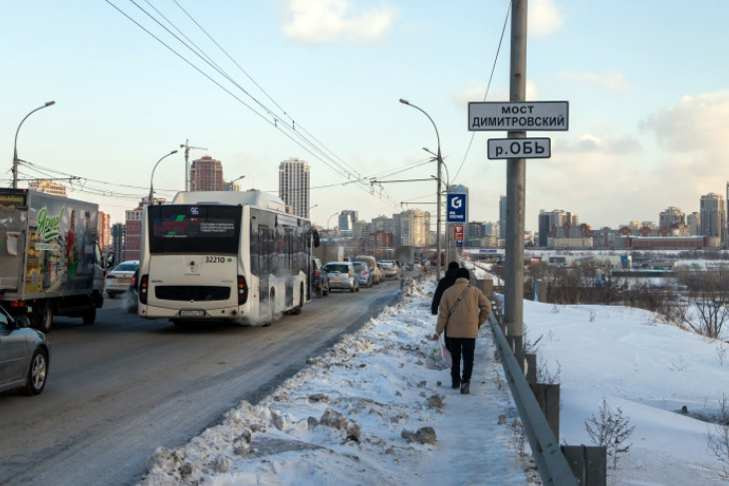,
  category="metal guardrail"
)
[488,300,578,486]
